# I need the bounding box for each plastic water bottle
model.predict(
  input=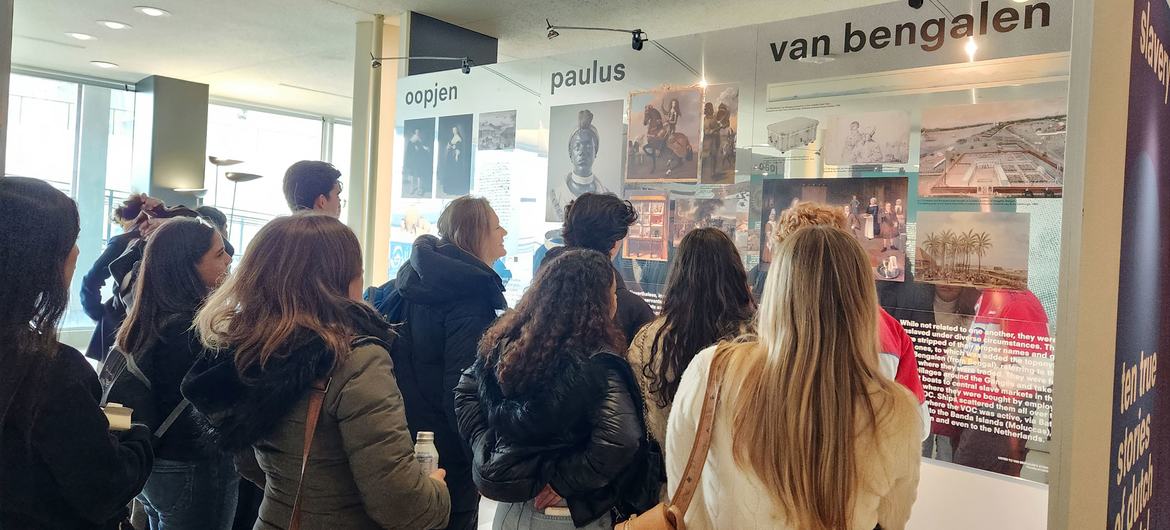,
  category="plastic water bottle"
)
[415,431,439,474]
